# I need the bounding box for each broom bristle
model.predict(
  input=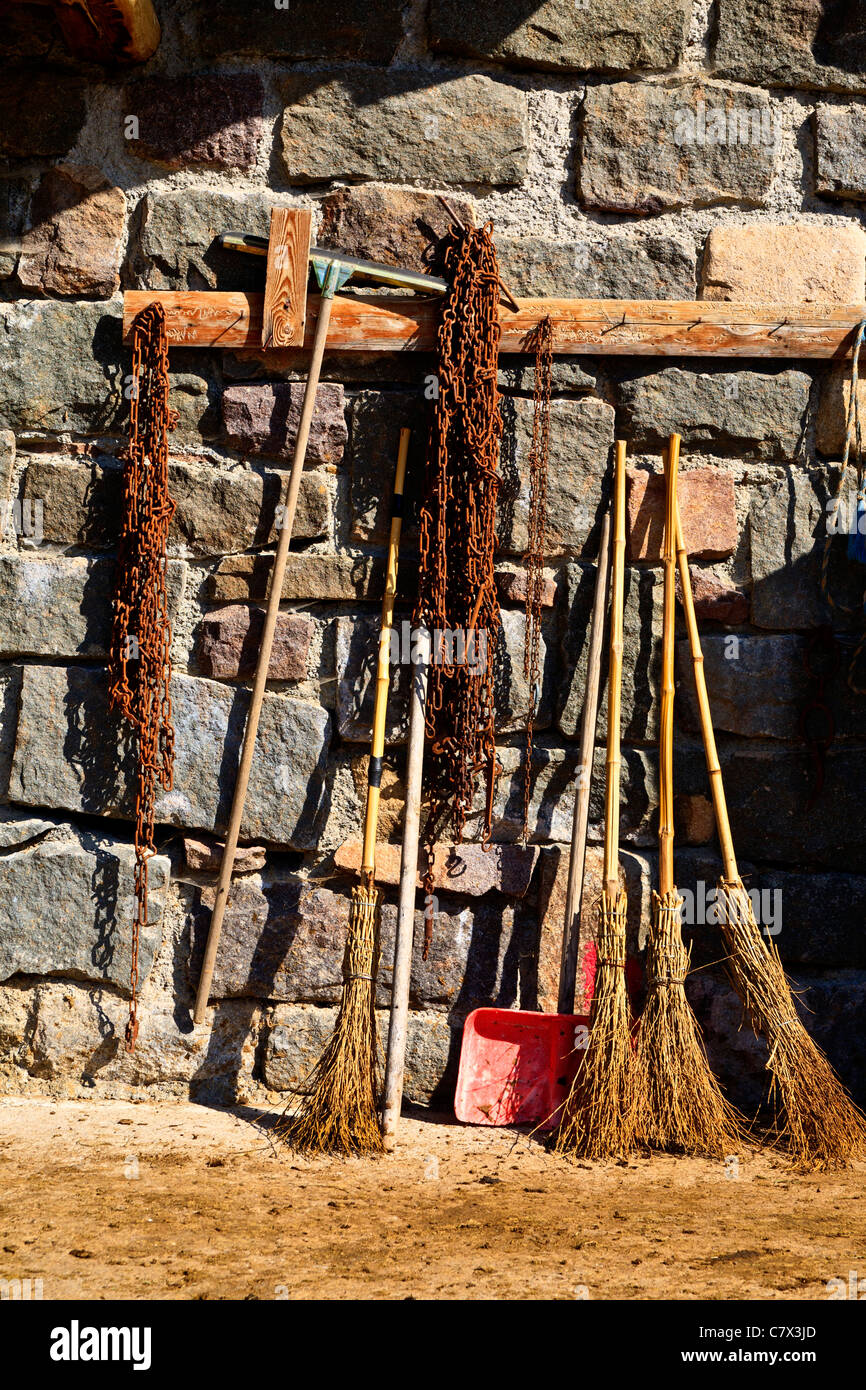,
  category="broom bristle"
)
[632,891,744,1157]
[718,878,866,1170]
[274,883,384,1157]
[555,888,635,1159]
